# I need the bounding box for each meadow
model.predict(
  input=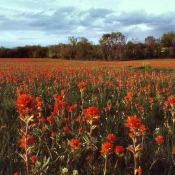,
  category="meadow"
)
[0,58,175,175]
